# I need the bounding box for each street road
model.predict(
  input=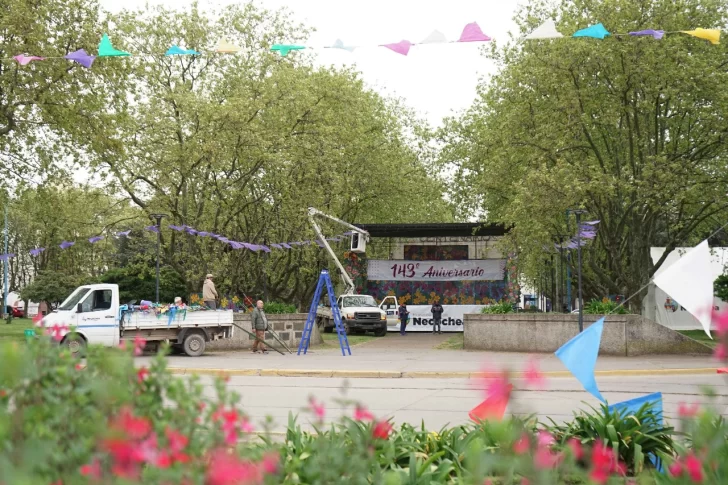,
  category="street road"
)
[193,373,728,434]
